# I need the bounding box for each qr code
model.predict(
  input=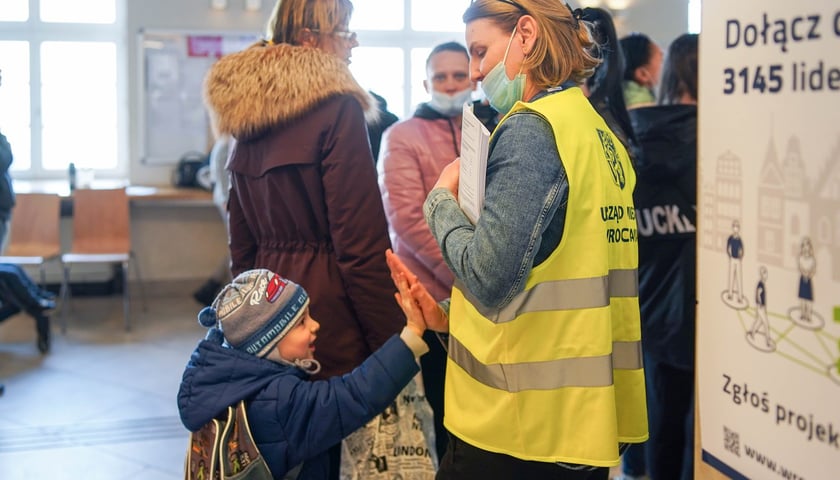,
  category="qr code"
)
[724,426,740,456]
